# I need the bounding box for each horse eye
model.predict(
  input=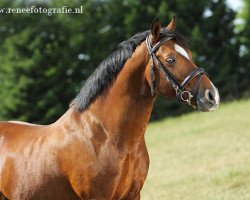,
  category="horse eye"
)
[166,57,175,64]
